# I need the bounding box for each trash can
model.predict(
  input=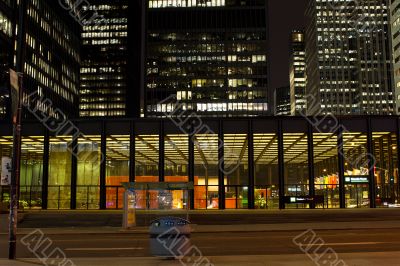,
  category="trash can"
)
[149,217,191,258]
